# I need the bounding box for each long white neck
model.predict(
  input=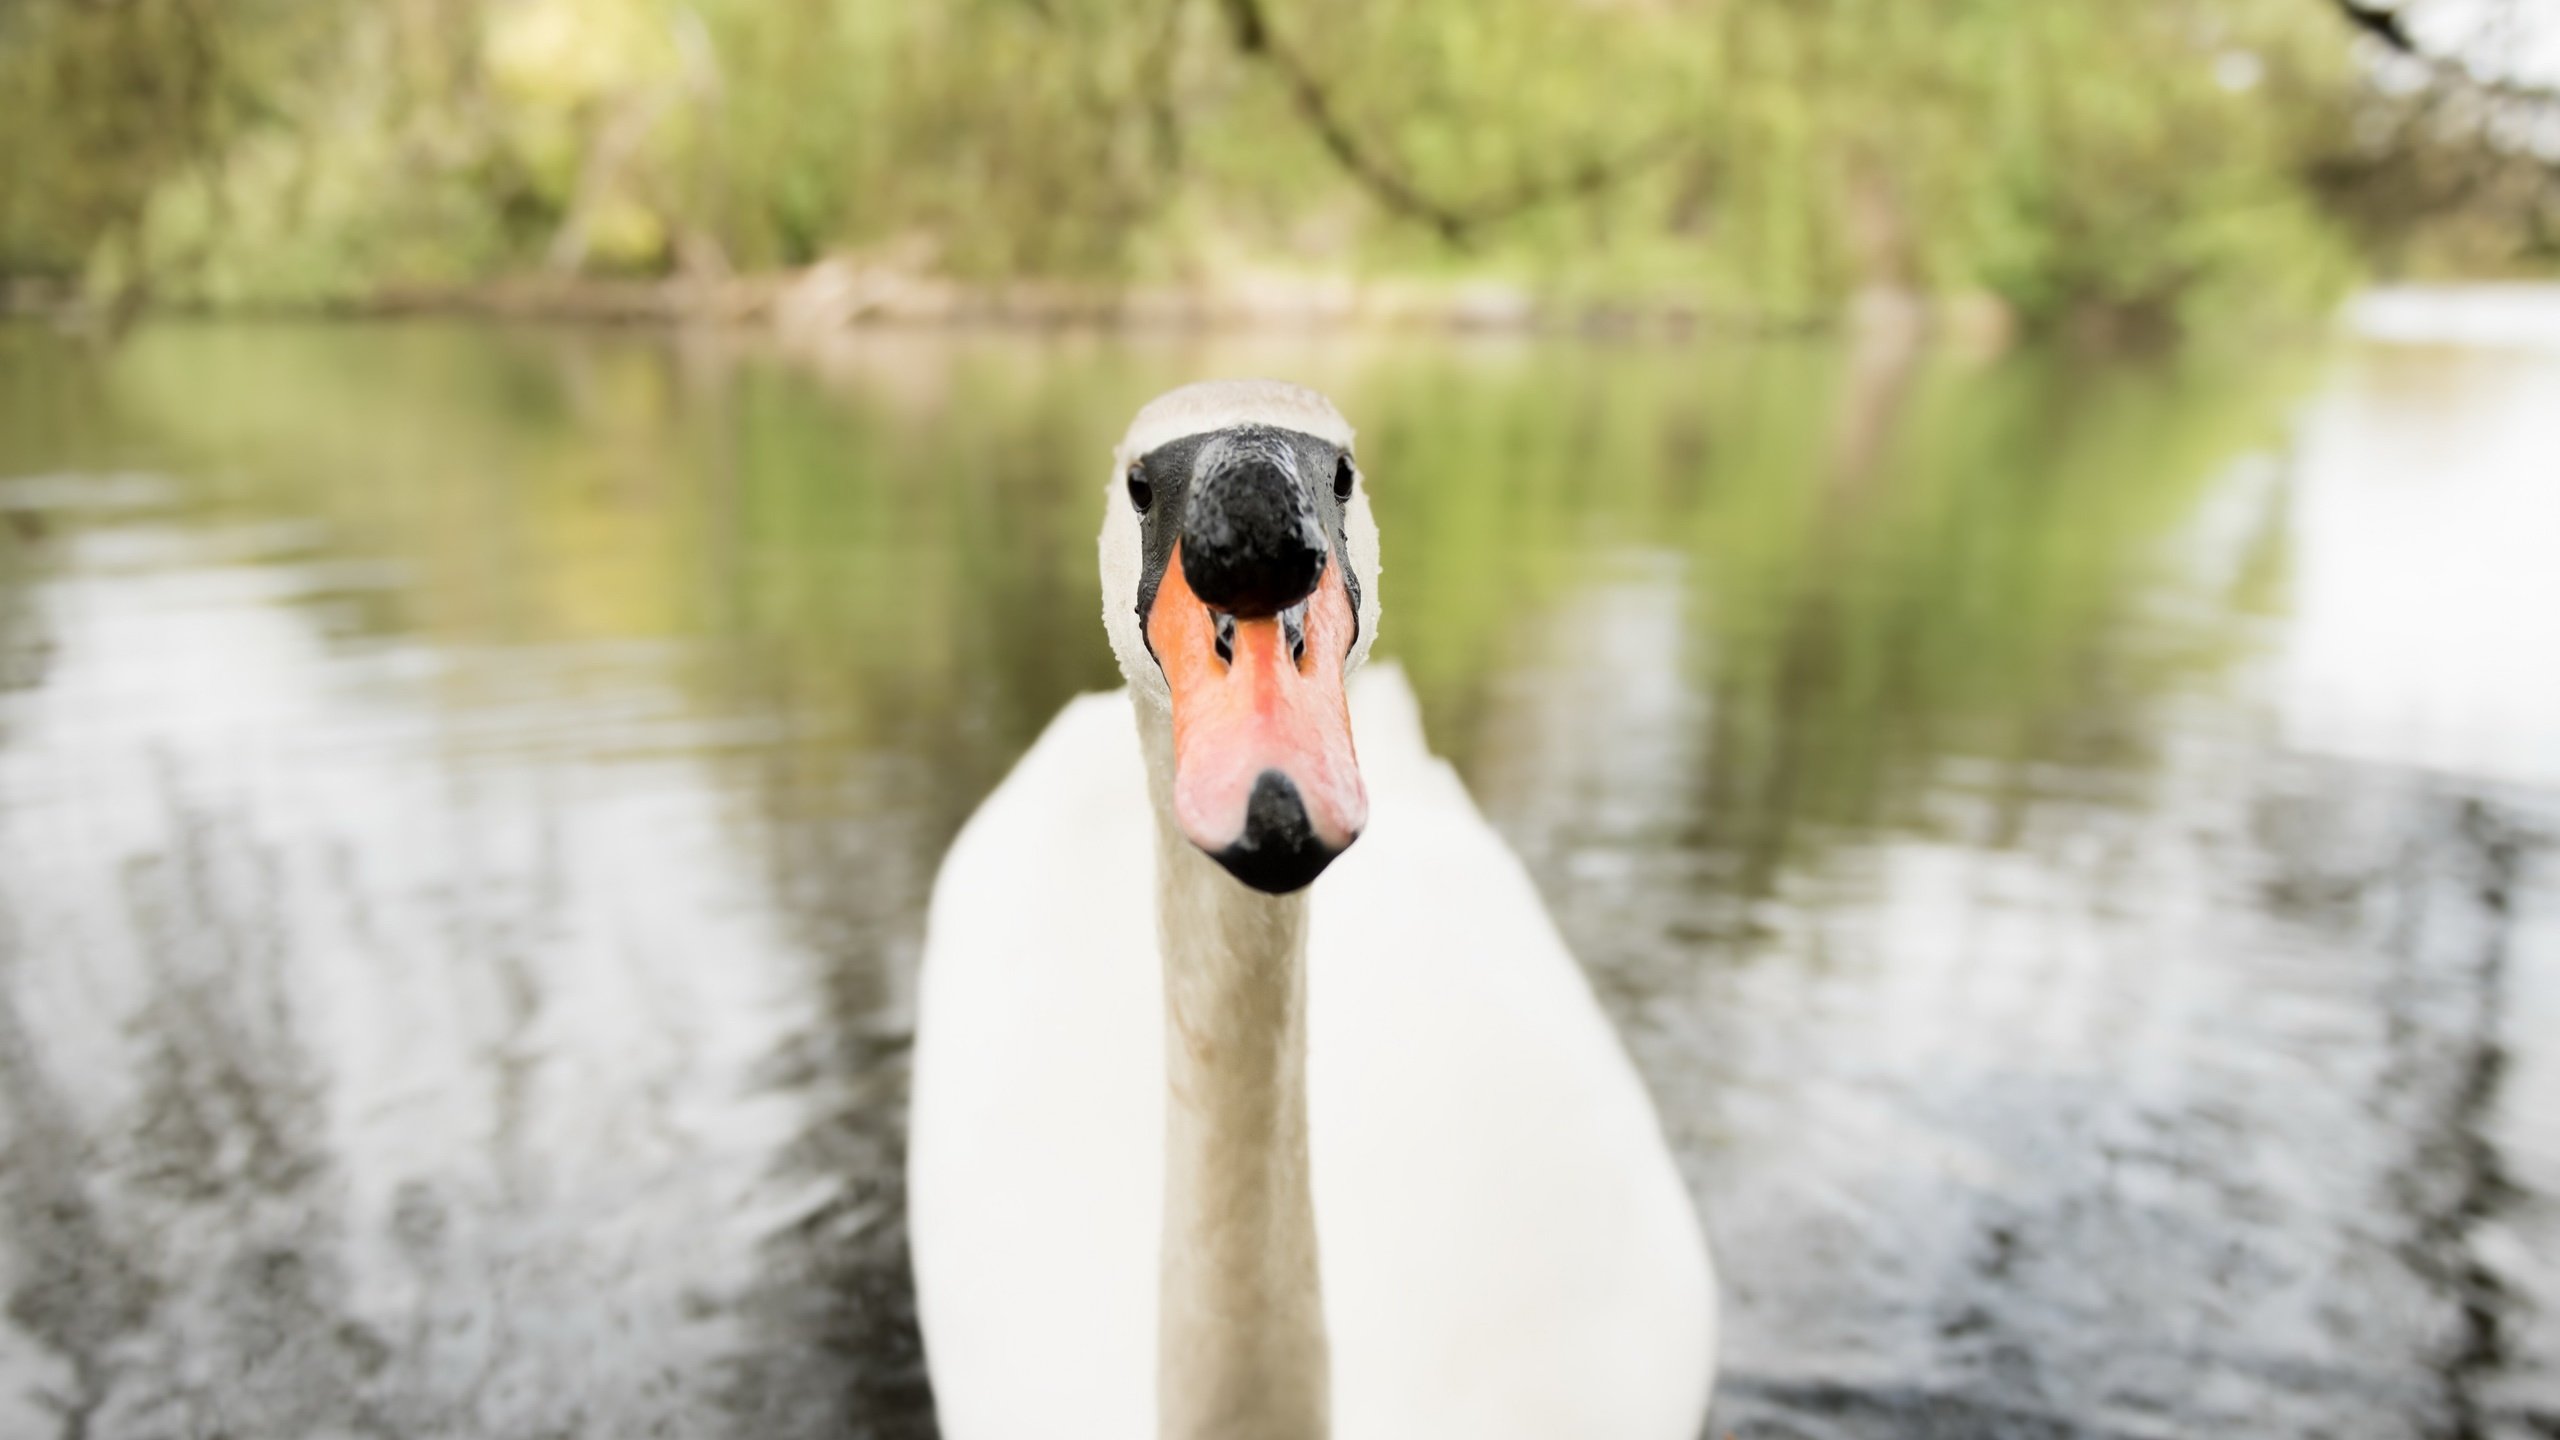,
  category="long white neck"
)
[1135,697,1331,1440]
